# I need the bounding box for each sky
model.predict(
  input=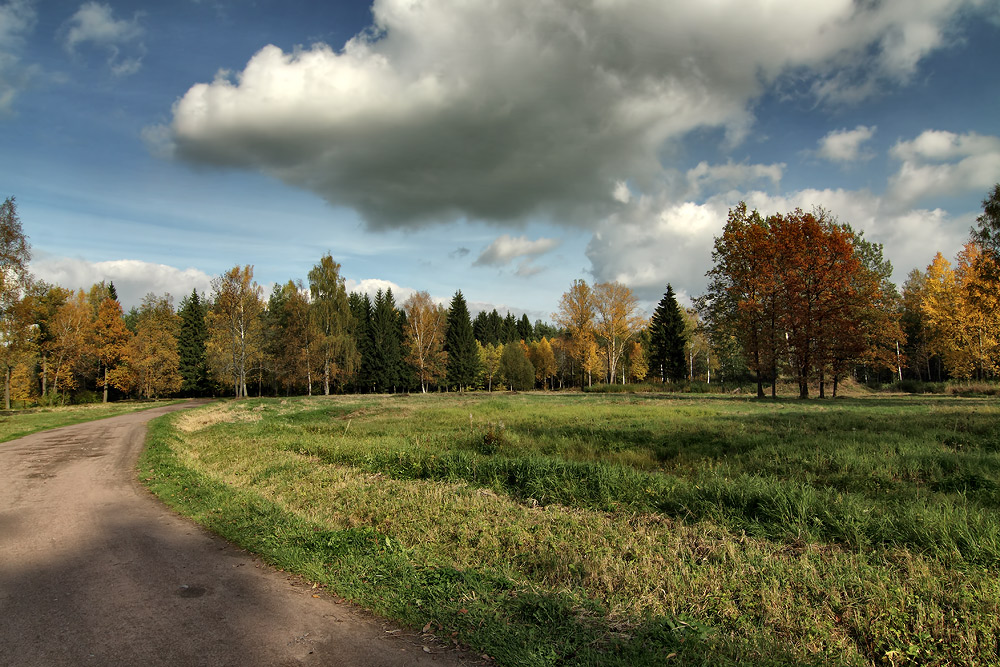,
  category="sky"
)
[2,0,1000,321]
